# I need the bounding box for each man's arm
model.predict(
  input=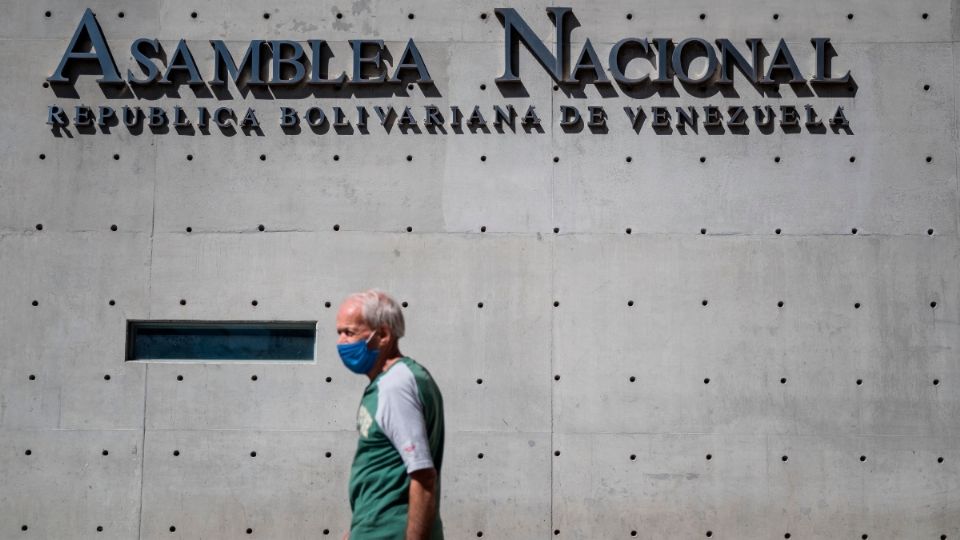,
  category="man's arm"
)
[405,467,438,540]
